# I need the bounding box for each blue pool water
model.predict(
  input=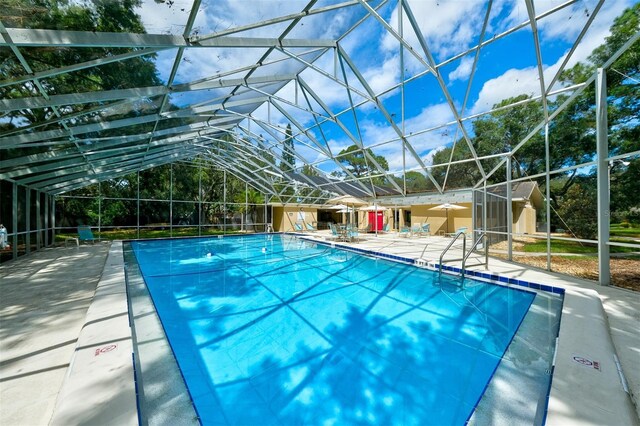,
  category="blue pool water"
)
[131,234,536,425]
